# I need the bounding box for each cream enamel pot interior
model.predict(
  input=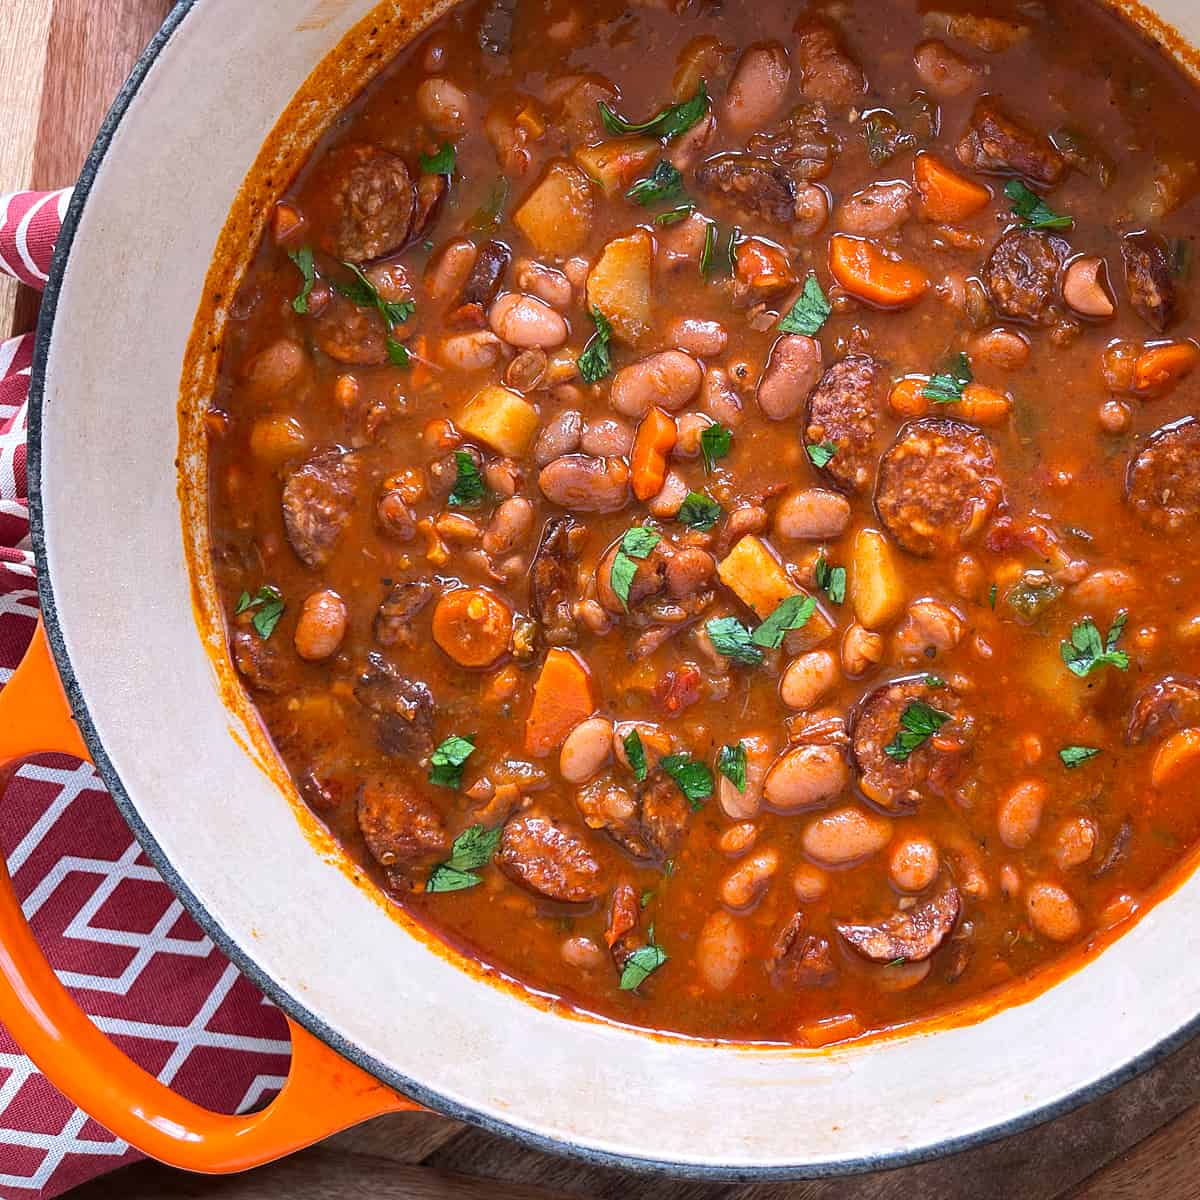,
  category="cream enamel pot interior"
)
[7,0,1200,1179]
